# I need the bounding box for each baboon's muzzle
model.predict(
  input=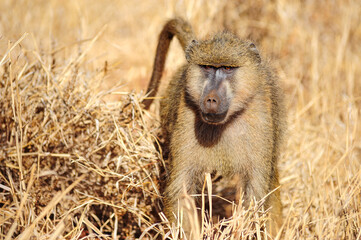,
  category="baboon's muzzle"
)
[199,68,230,124]
[200,89,229,124]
